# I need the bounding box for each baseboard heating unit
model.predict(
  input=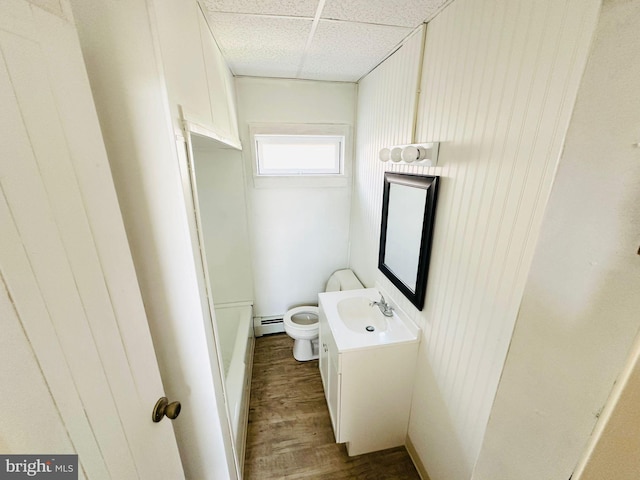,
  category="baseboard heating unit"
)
[254,316,285,336]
